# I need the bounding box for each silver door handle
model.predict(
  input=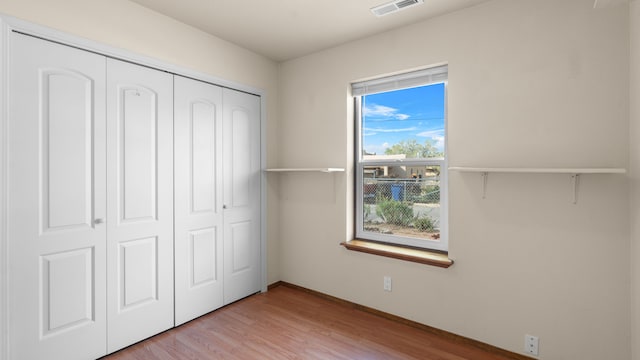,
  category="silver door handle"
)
[94,218,105,225]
